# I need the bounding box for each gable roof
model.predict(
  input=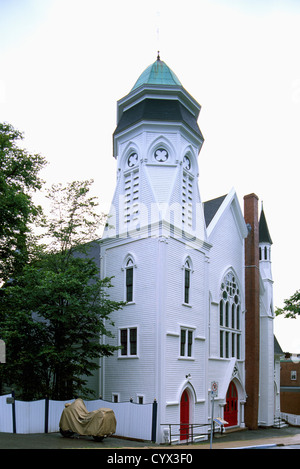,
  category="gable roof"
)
[203,188,248,240]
